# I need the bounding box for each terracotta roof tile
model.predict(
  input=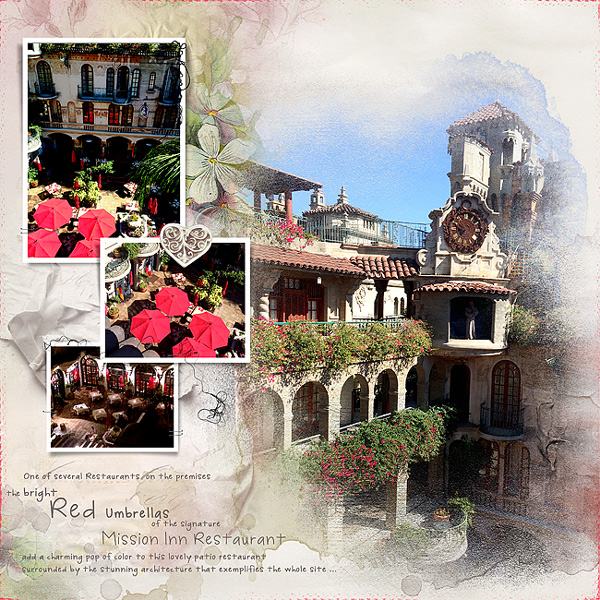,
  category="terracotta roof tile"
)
[349,255,419,279]
[303,203,378,219]
[417,281,516,295]
[251,244,366,277]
